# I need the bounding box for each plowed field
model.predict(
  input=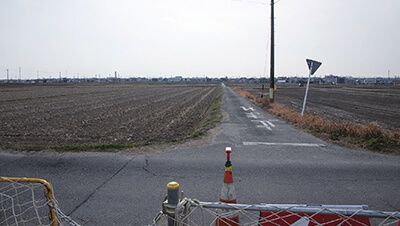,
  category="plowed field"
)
[236,84,400,131]
[0,83,220,147]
